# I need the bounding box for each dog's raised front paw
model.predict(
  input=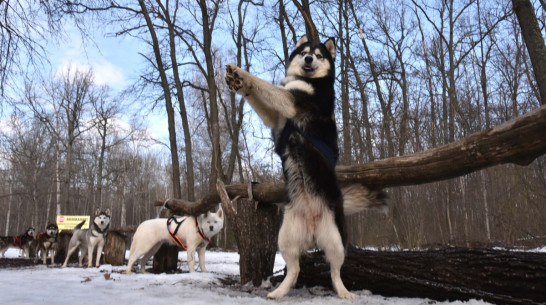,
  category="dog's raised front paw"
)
[224,64,246,94]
